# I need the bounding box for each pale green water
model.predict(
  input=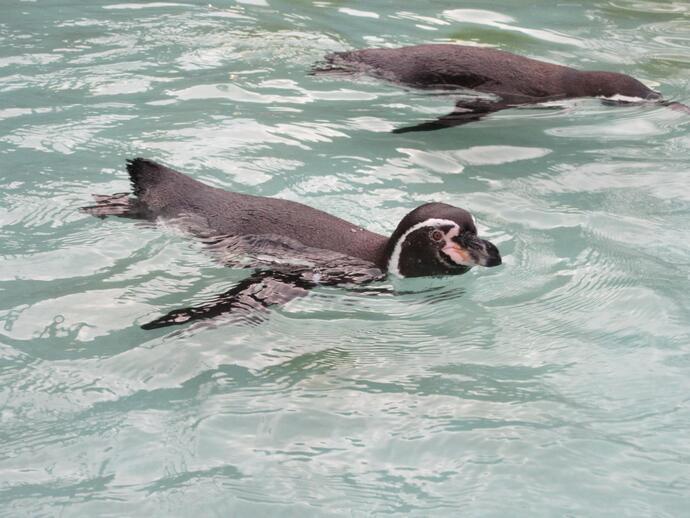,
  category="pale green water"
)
[1,0,690,516]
